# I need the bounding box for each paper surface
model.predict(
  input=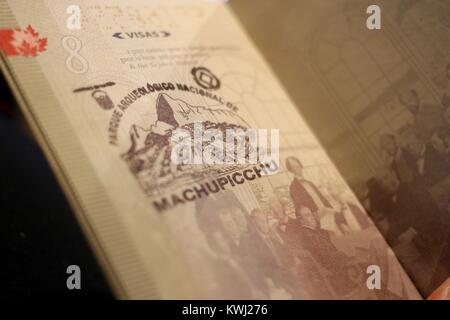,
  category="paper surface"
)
[231,0,450,296]
[0,0,421,299]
